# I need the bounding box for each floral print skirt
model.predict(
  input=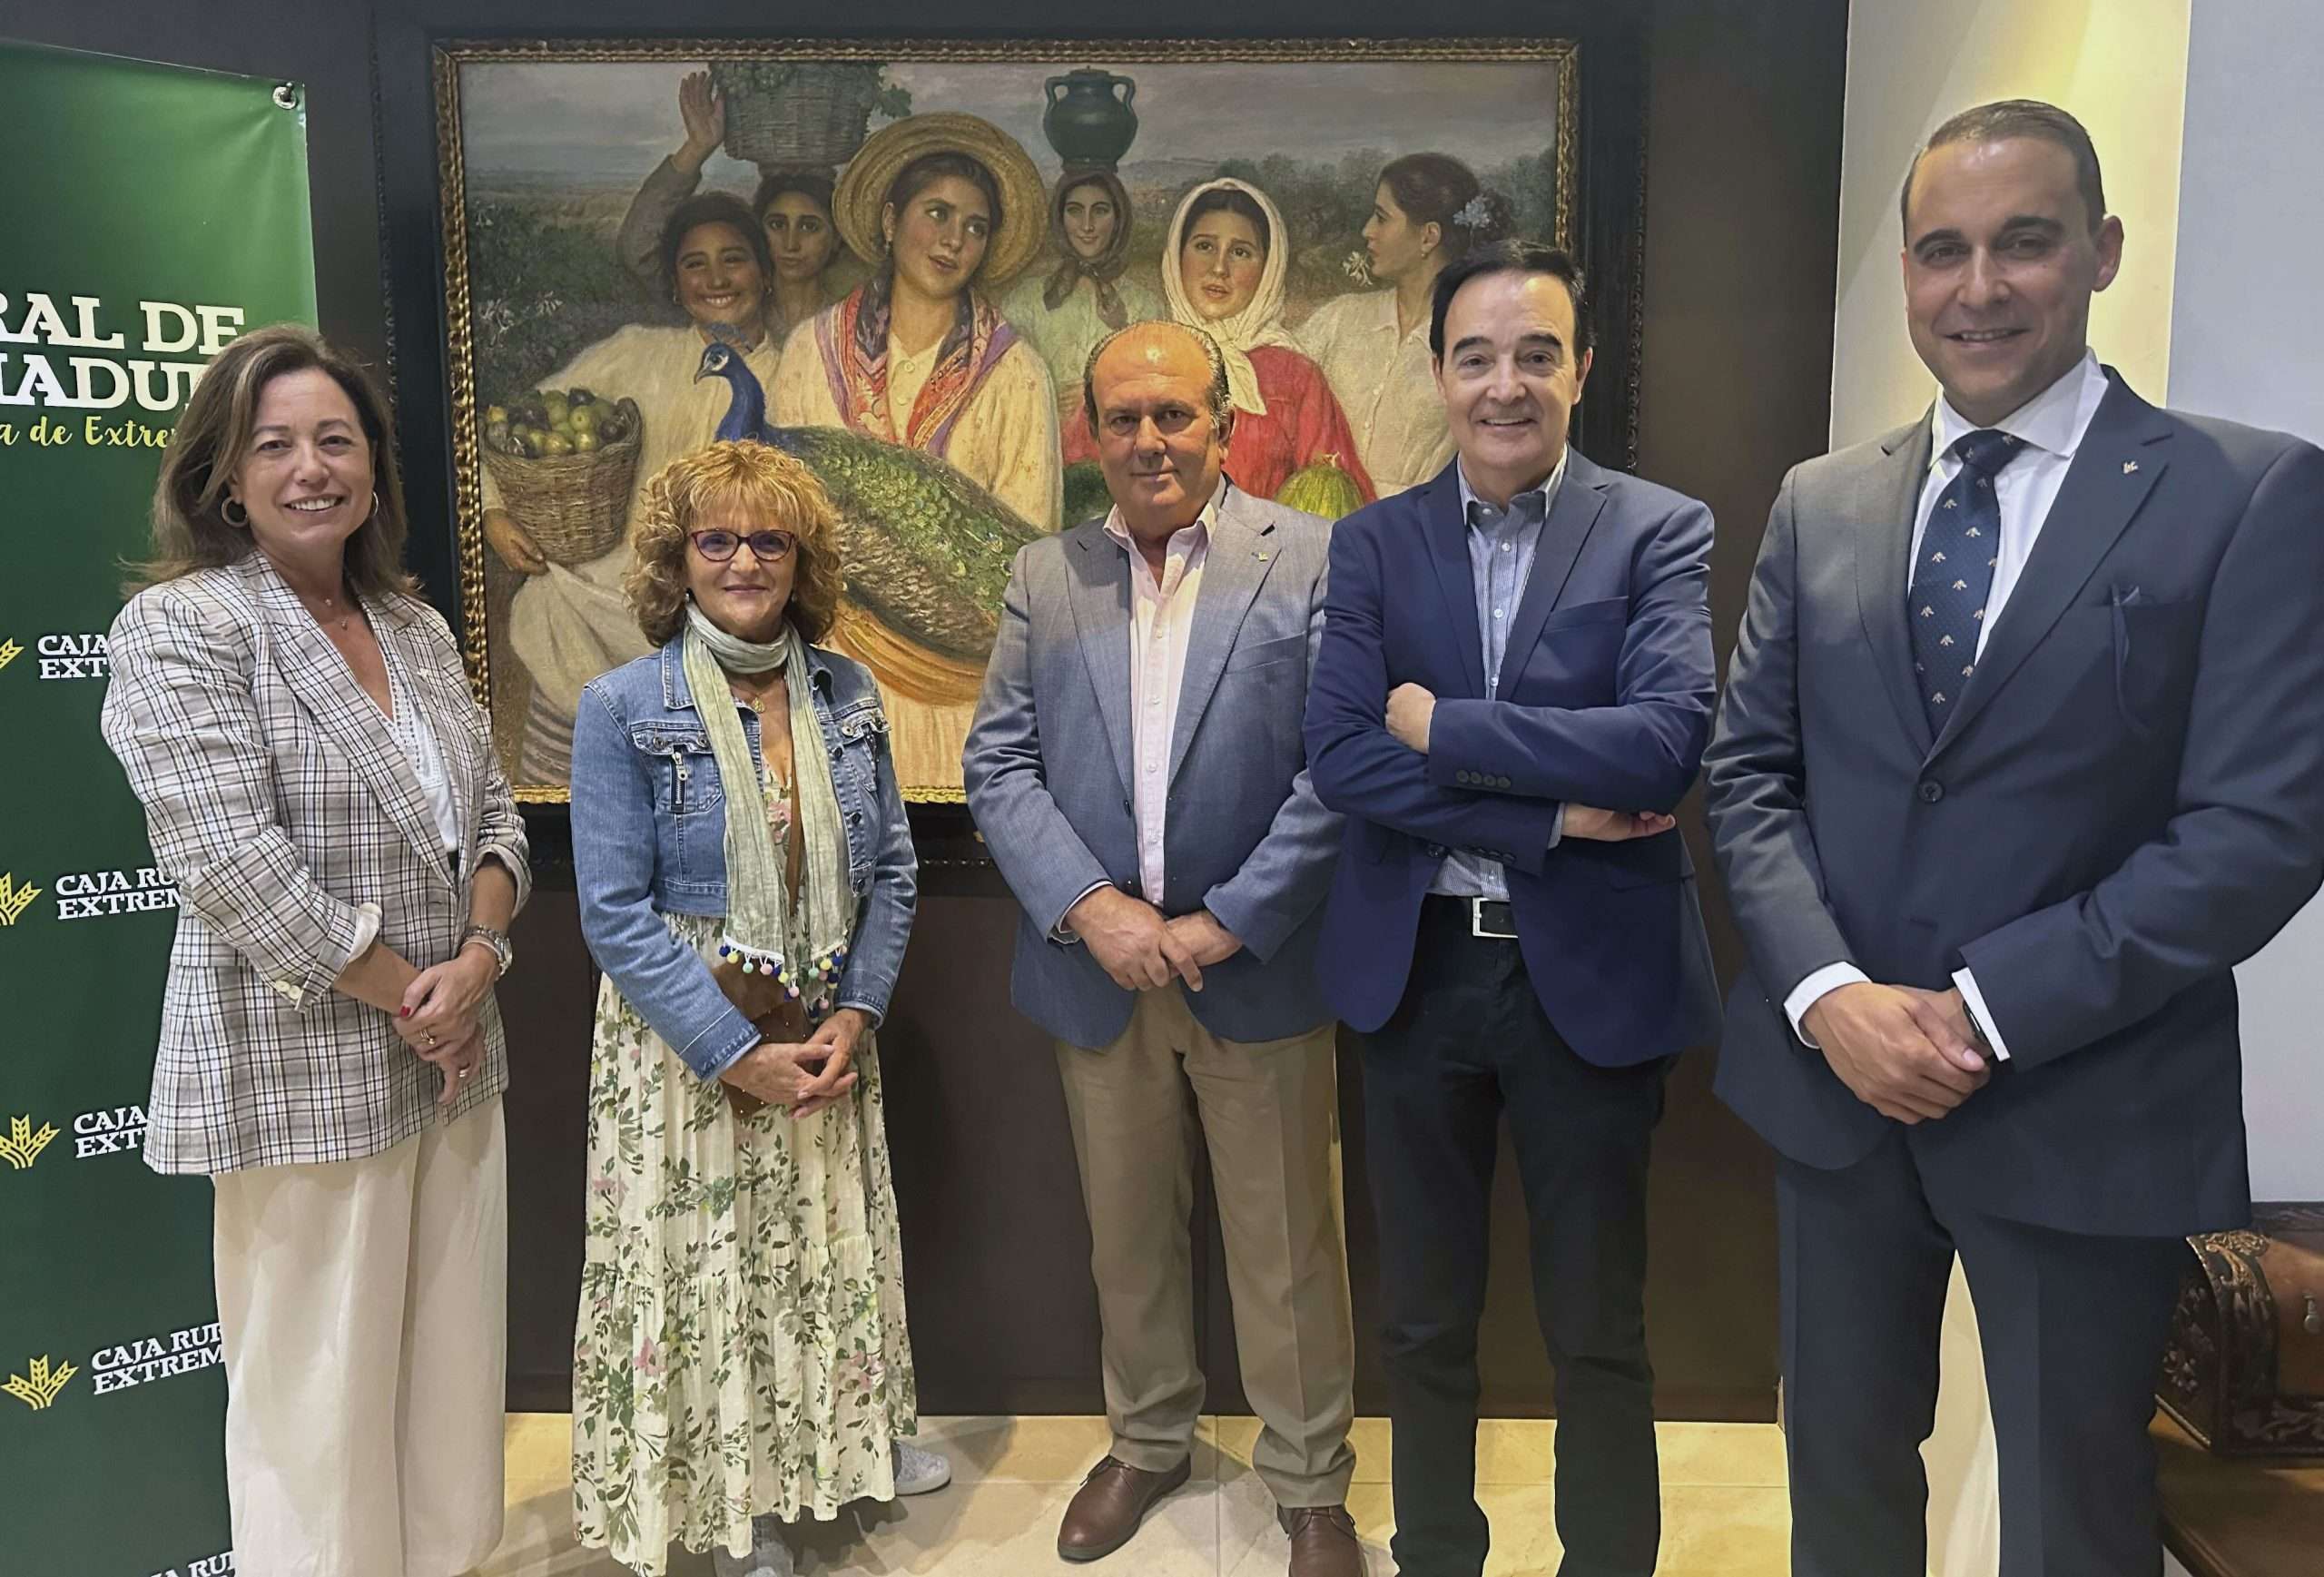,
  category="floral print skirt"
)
[571,912,918,1573]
